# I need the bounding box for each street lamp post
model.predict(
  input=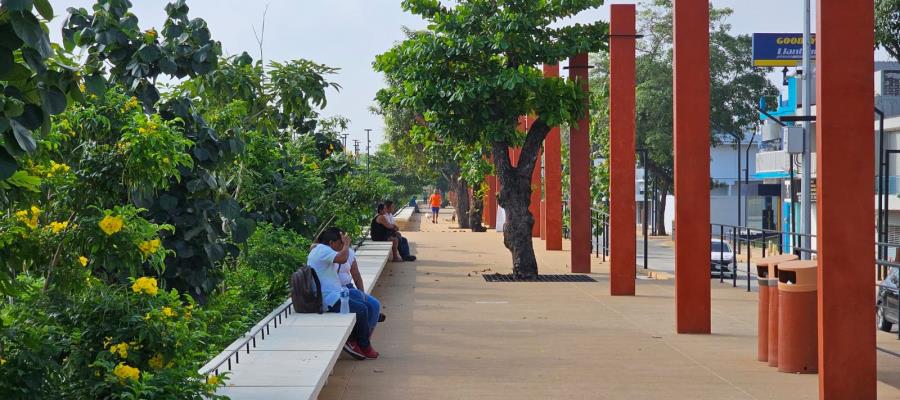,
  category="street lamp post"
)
[364,128,372,174]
